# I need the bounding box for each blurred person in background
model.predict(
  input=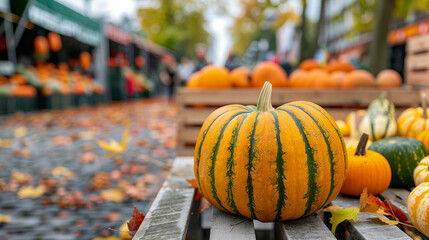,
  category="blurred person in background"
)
[193,44,208,72]
[177,56,194,87]
[279,51,292,75]
[225,50,240,71]
[160,54,178,100]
